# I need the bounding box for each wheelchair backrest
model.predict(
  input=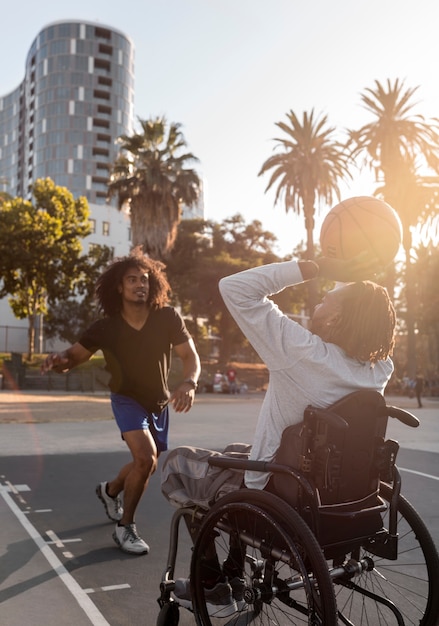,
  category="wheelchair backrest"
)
[274,389,392,507]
